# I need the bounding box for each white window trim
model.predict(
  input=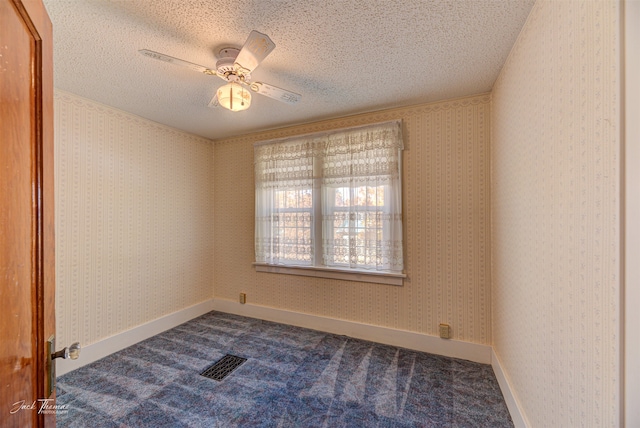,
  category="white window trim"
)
[253,262,405,286]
